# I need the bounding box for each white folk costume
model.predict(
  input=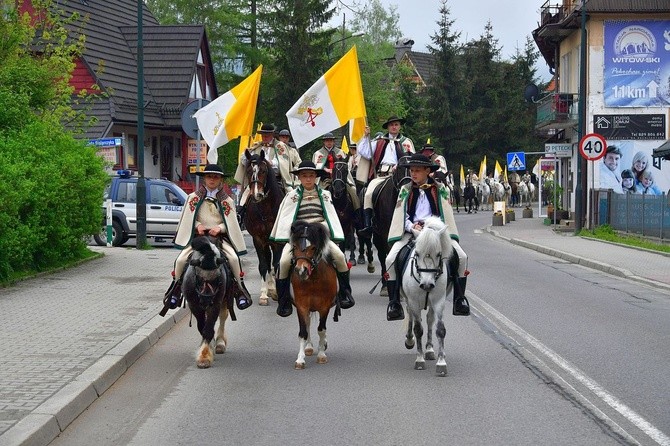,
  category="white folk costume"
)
[383,154,470,320]
[271,160,355,317]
